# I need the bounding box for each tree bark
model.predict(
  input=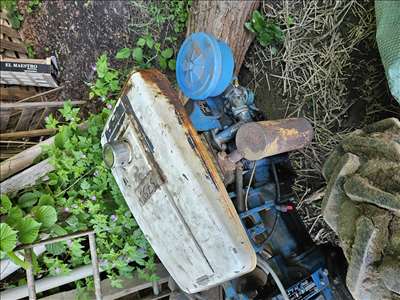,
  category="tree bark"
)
[187,0,260,75]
